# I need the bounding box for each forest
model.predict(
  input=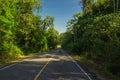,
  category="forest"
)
[0,0,58,63]
[0,0,120,79]
[60,0,120,79]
